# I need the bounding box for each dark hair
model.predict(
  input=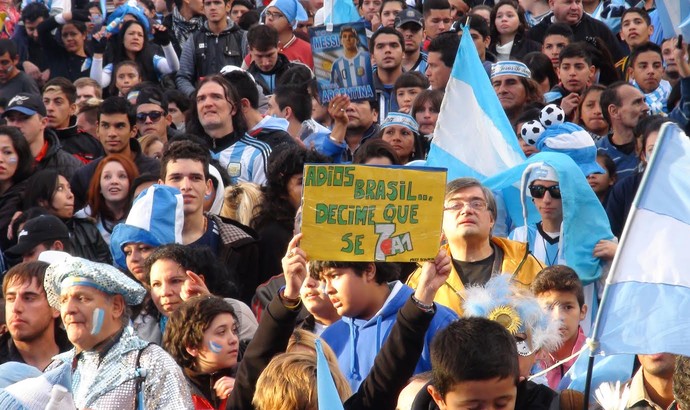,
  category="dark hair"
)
[427,31,460,68]
[60,19,88,36]
[369,26,405,51]
[0,126,33,185]
[144,244,238,297]
[21,3,49,23]
[238,9,260,30]
[674,355,690,409]
[164,89,191,114]
[10,207,48,240]
[2,261,50,299]
[136,86,168,112]
[248,24,279,51]
[251,146,329,230]
[0,39,17,59]
[423,0,450,15]
[43,77,78,104]
[582,39,620,86]
[514,107,540,135]
[531,265,585,307]
[410,89,444,120]
[621,7,651,27]
[628,41,663,67]
[489,0,528,49]
[187,75,248,137]
[274,84,312,122]
[394,71,430,92]
[468,13,490,38]
[381,0,406,12]
[353,138,401,164]
[523,52,558,90]
[22,169,65,214]
[576,84,607,125]
[596,151,616,180]
[163,296,238,371]
[160,139,211,180]
[87,154,139,223]
[635,115,671,160]
[309,261,400,284]
[232,0,254,10]
[107,20,158,83]
[109,60,143,96]
[558,42,592,66]
[98,96,136,128]
[130,173,159,199]
[223,70,260,109]
[543,22,574,41]
[431,318,519,397]
[599,81,629,125]
[87,1,102,11]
